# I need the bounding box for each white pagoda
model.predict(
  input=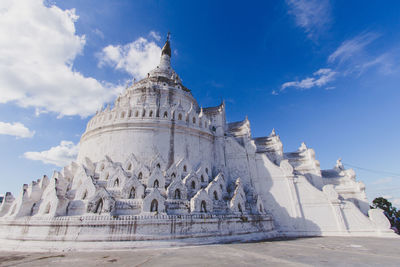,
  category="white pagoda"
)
[0,36,395,249]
